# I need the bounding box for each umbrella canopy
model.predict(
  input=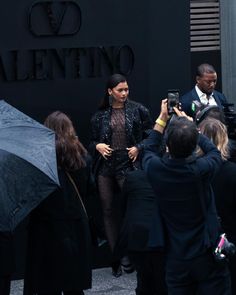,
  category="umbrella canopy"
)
[0,100,60,231]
